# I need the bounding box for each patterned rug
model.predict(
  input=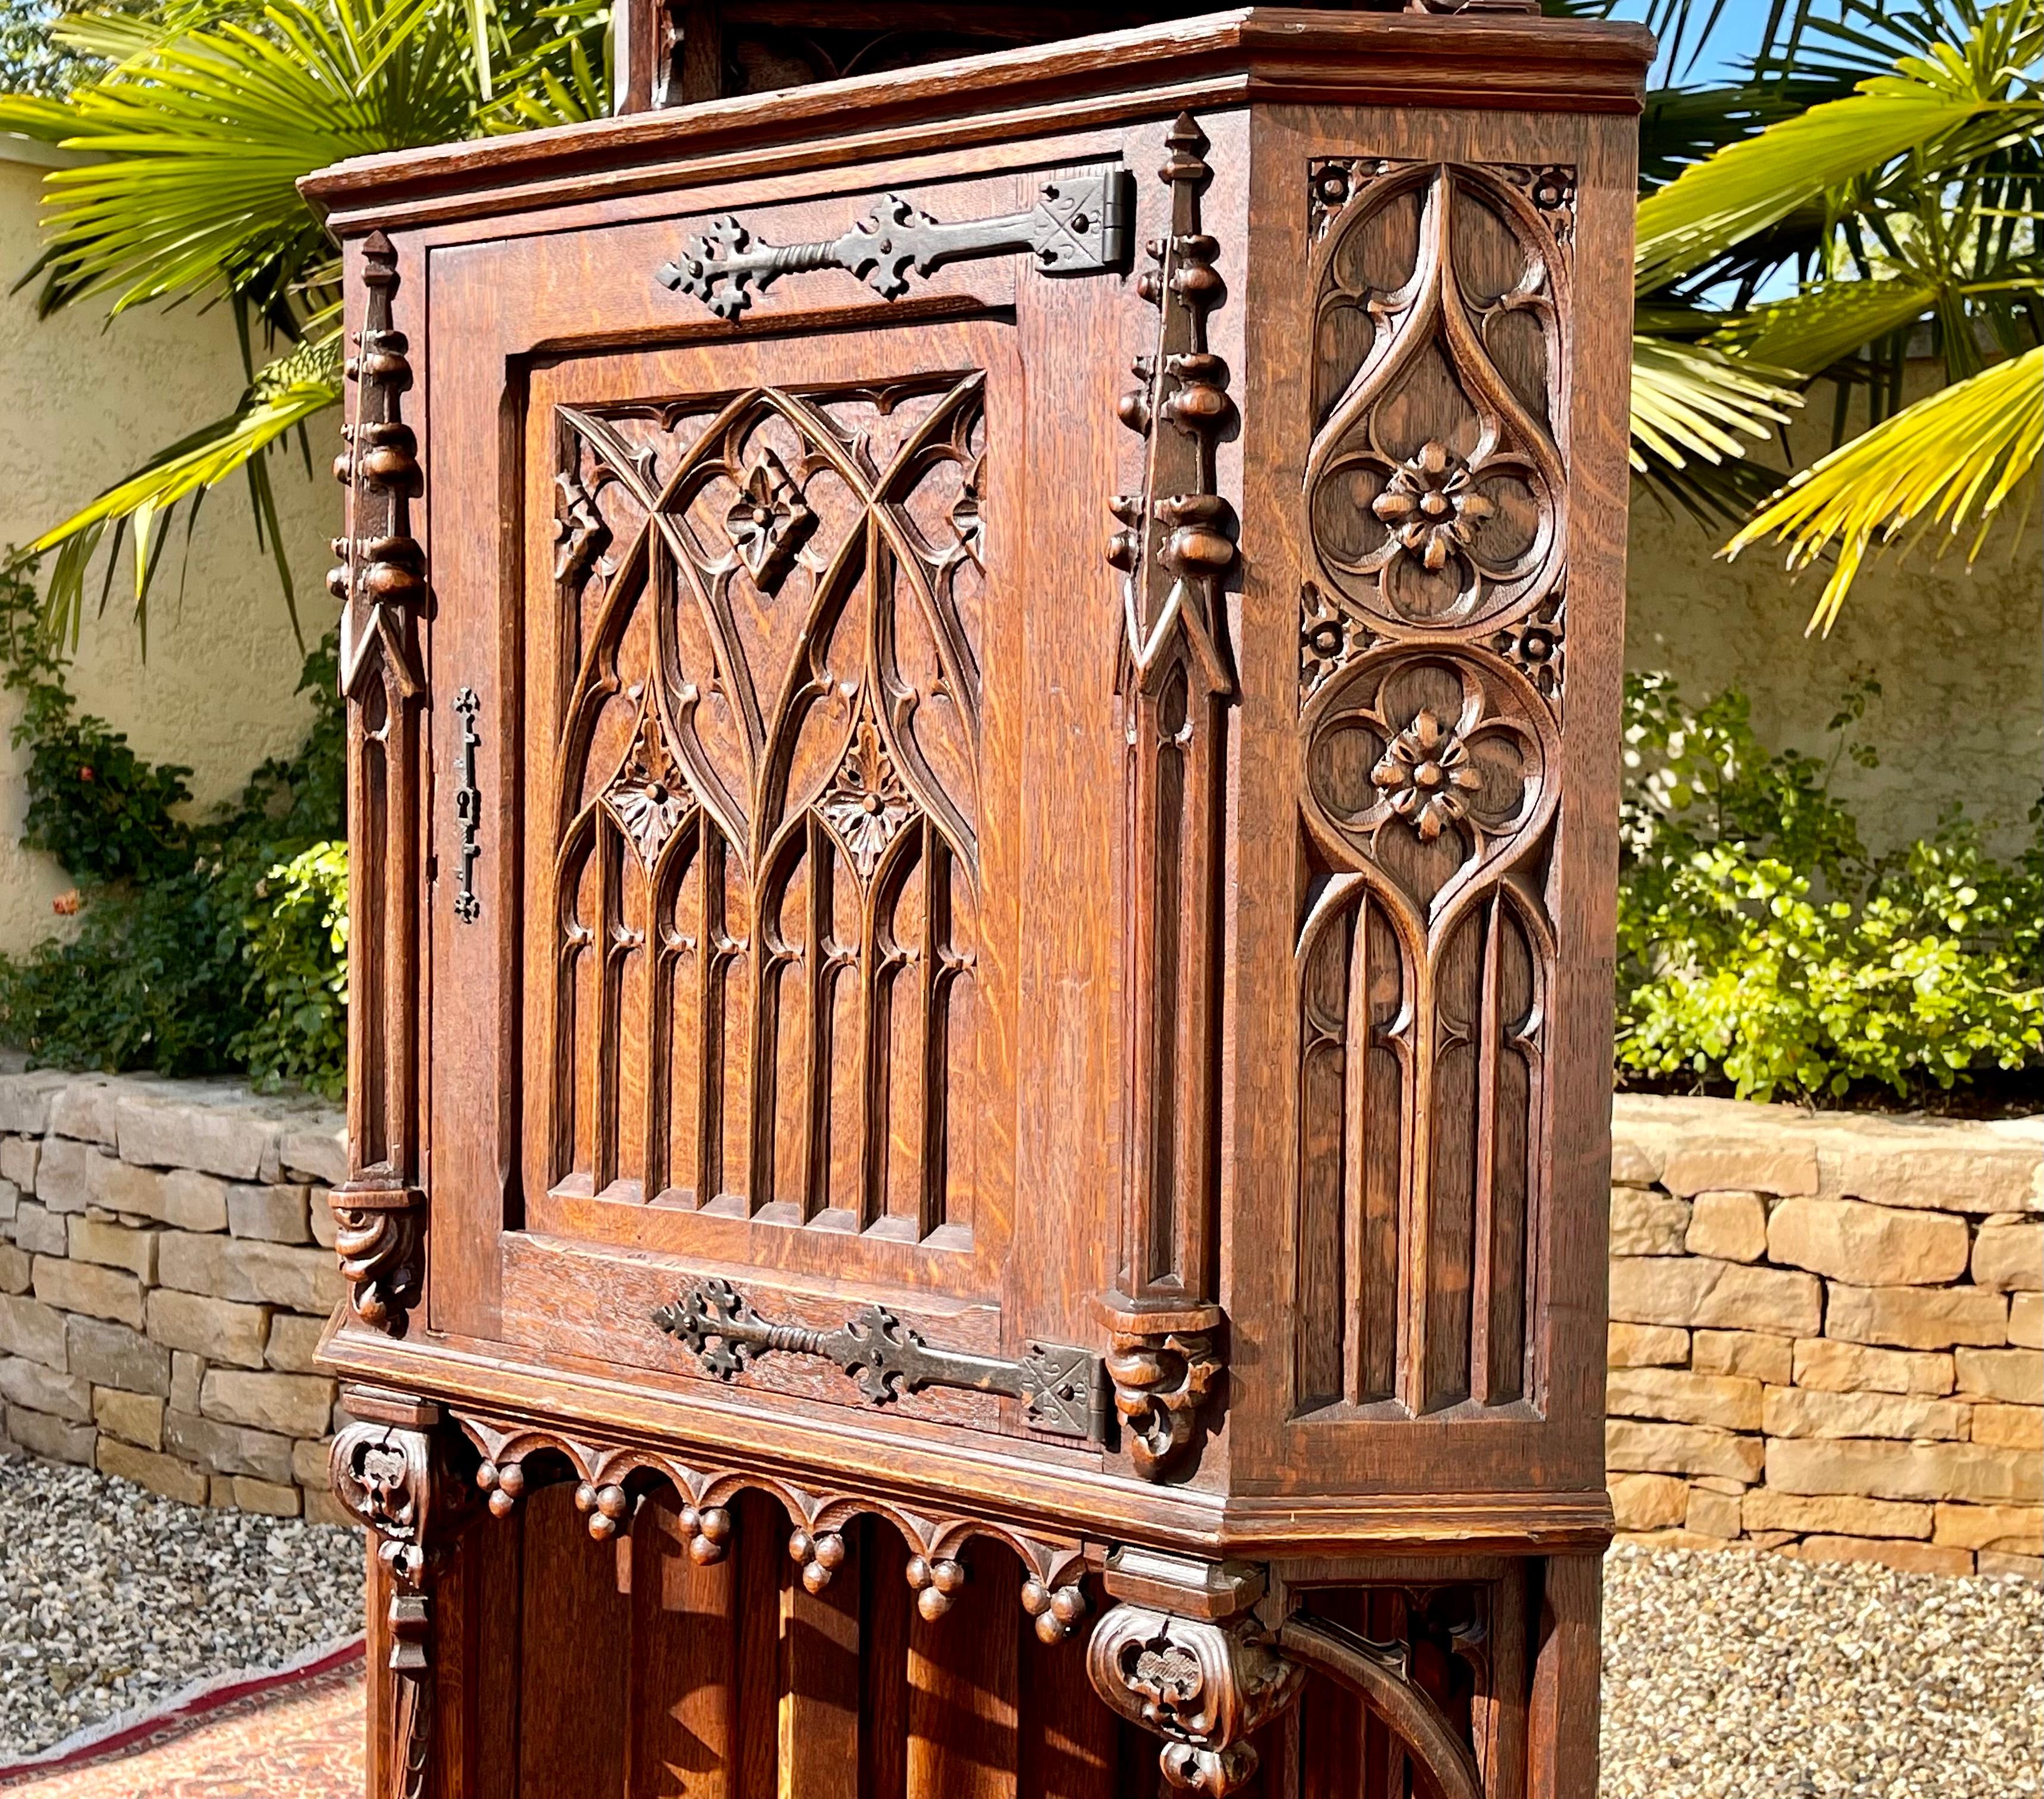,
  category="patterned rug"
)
[0,1641,364,1799]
